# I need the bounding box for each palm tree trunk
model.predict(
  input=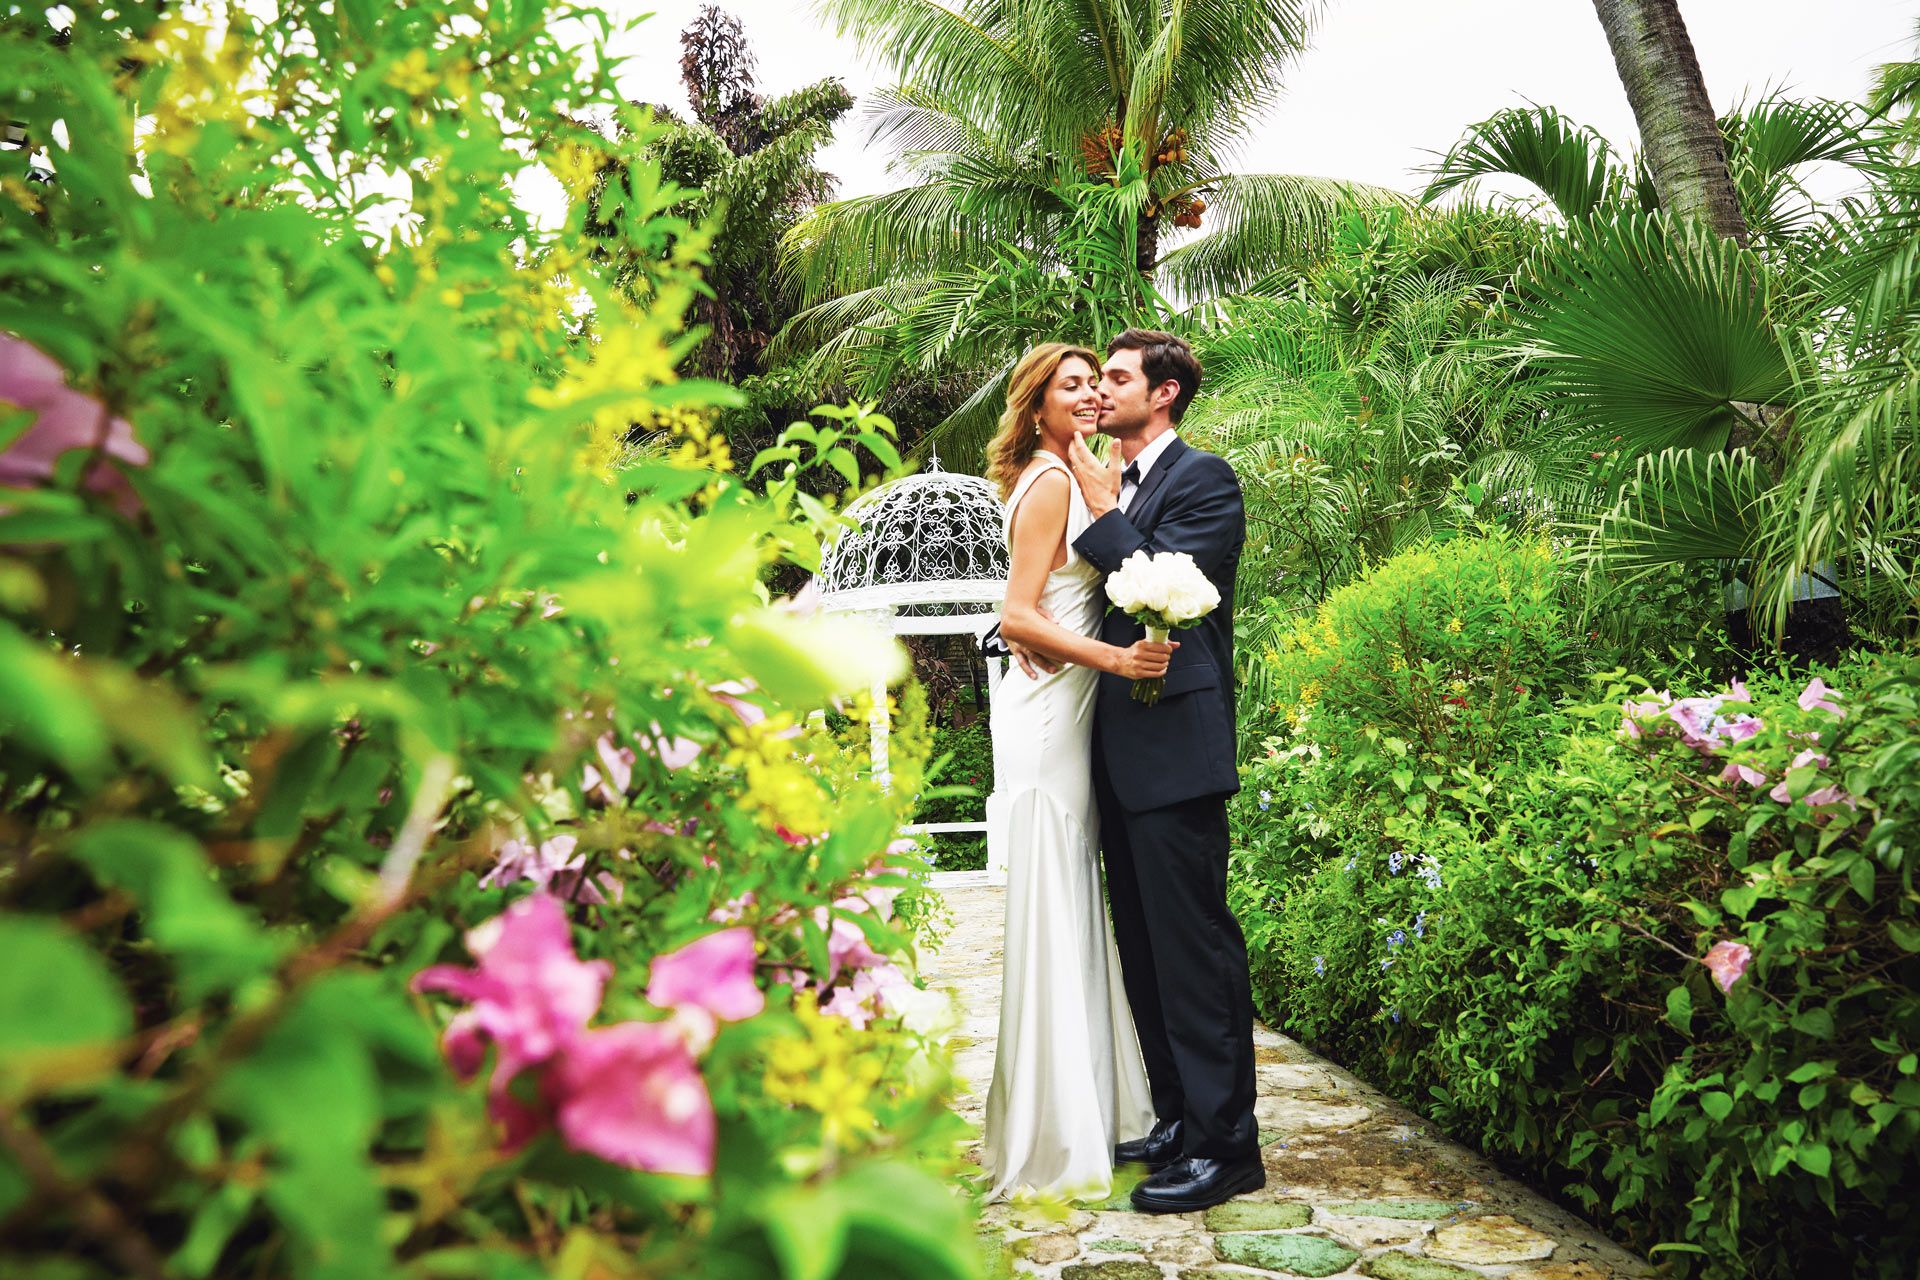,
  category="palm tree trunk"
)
[1591,0,1849,658]
[1589,0,1749,243]
[1136,210,1159,277]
